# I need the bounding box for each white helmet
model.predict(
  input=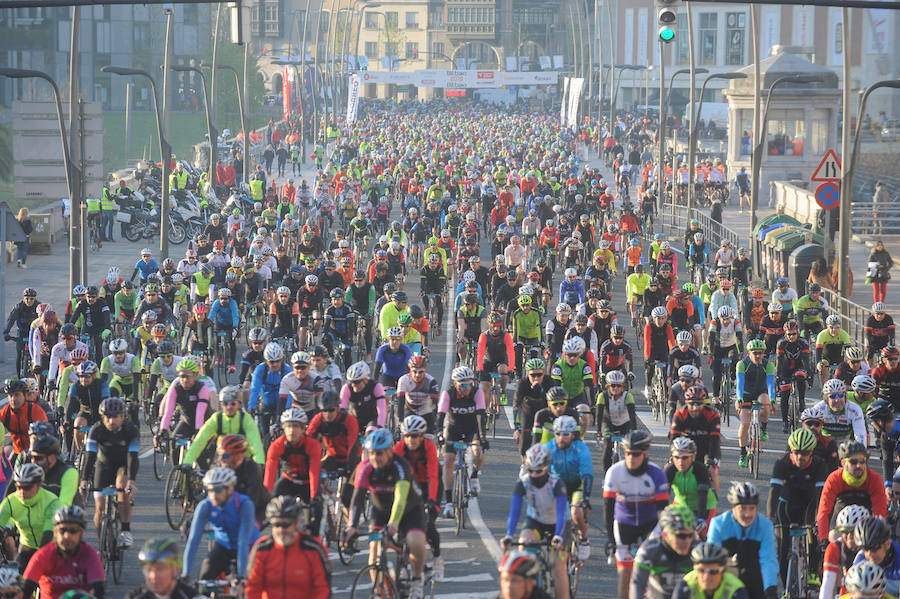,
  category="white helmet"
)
[401,415,428,435]
[564,267,577,277]
[676,330,693,345]
[280,407,309,424]
[263,342,284,362]
[844,561,887,595]
[605,370,626,386]
[451,366,474,382]
[108,338,128,353]
[202,467,237,488]
[836,504,871,529]
[717,306,734,319]
[463,270,476,283]
[524,444,552,470]
[651,306,668,319]
[0,568,22,590]
[387,327,404,338]
[677,364,700,379]
[823,378,846,396]
[346,361,371,382]
[562,336,586,355]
